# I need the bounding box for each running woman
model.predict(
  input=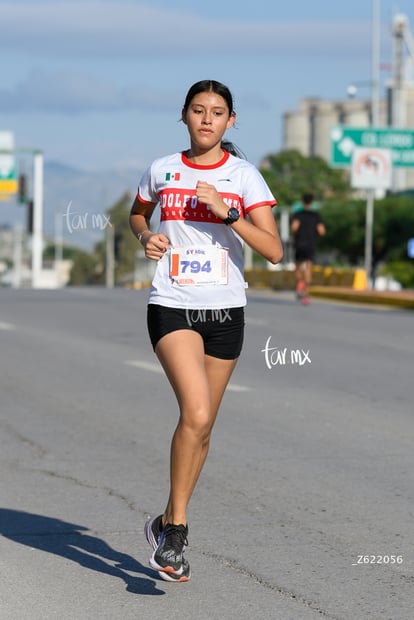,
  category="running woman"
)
[129,79,283,582]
